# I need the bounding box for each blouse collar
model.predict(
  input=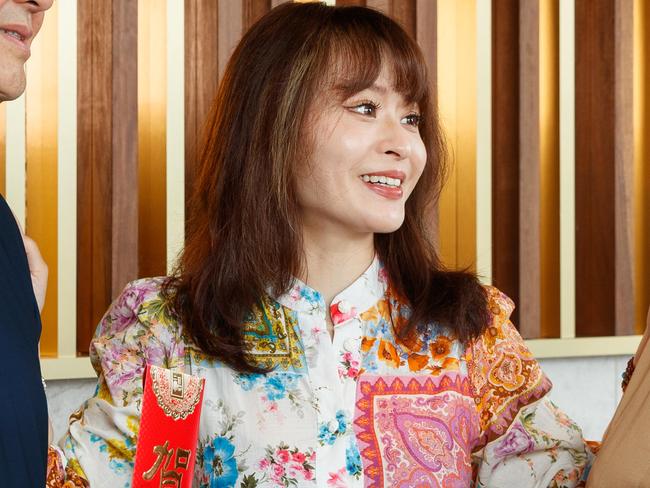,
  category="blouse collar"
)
[274,255,388,323]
